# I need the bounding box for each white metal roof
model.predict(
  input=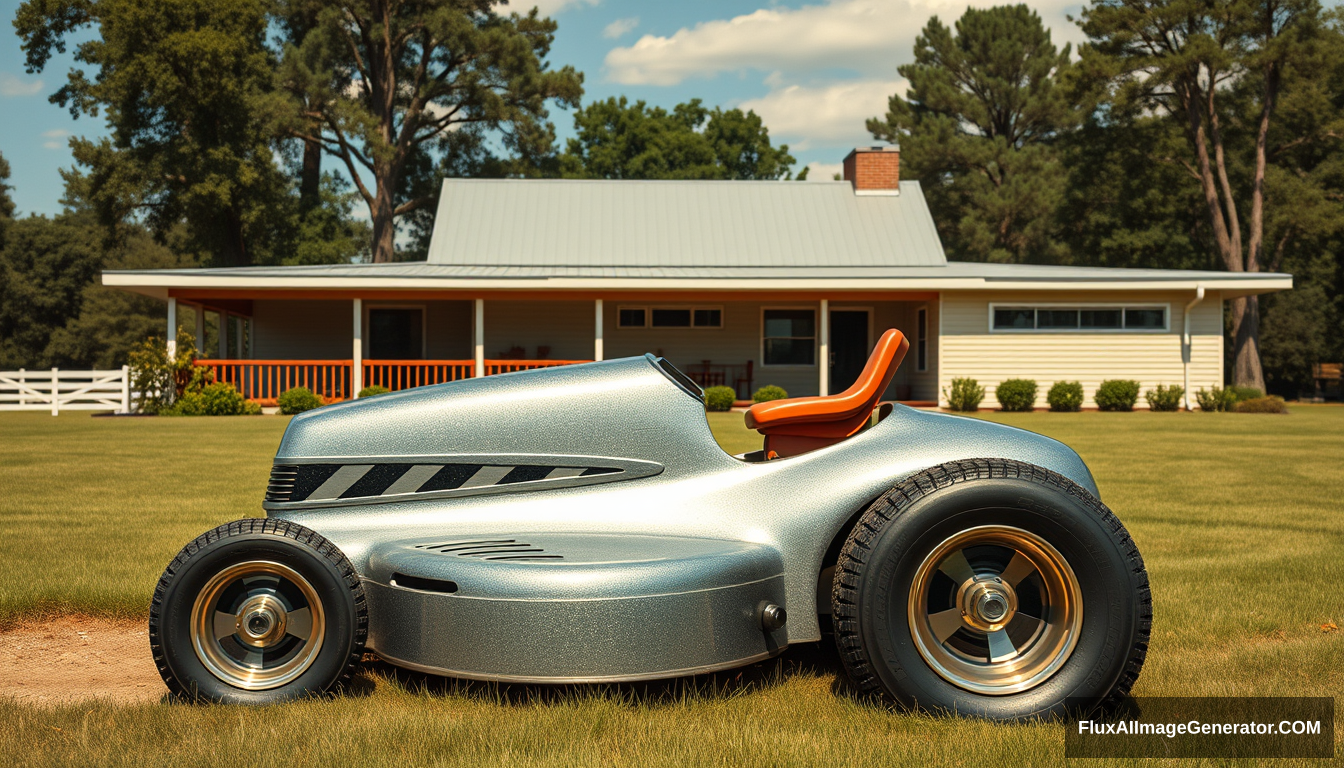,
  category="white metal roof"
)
[103,260,1293,299]
[426,178,947,268]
